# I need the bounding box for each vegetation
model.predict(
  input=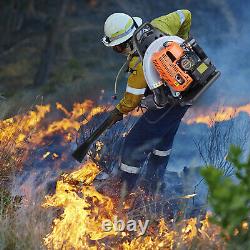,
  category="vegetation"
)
[0,197,53,250]
[0,1,249,249]
[201,145,250,247]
